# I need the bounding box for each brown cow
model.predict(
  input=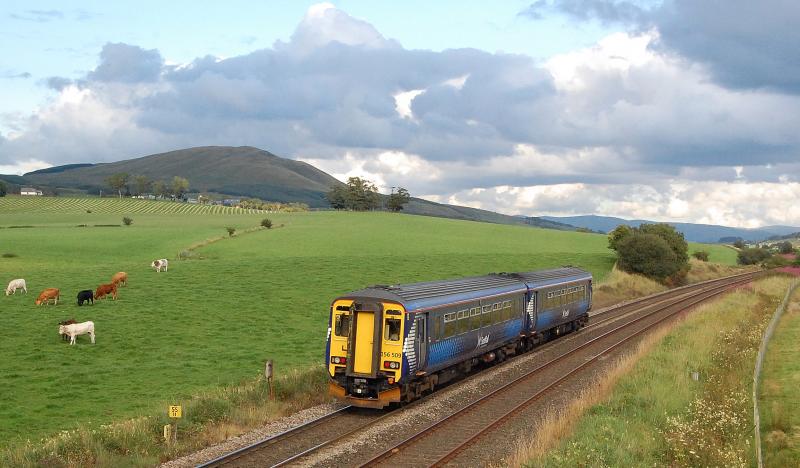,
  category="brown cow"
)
[94,283,117,300]
[35,288,60,306]
[111,271,128,287]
